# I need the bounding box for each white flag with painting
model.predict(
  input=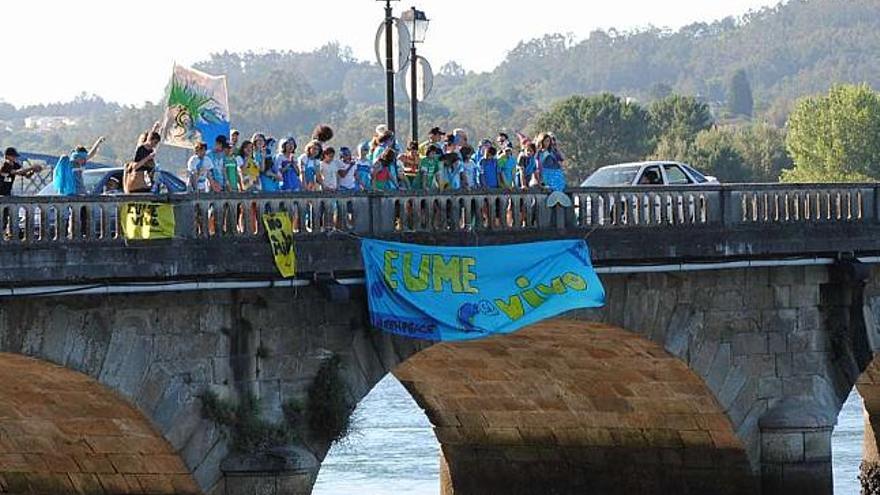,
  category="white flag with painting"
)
[161,64,230,149]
